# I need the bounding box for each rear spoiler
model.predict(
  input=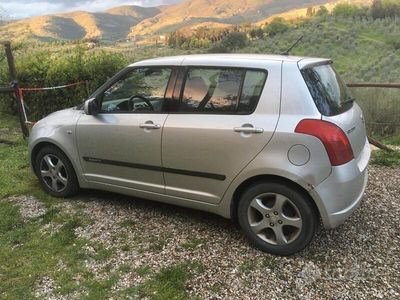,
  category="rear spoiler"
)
[298,58,333,70]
